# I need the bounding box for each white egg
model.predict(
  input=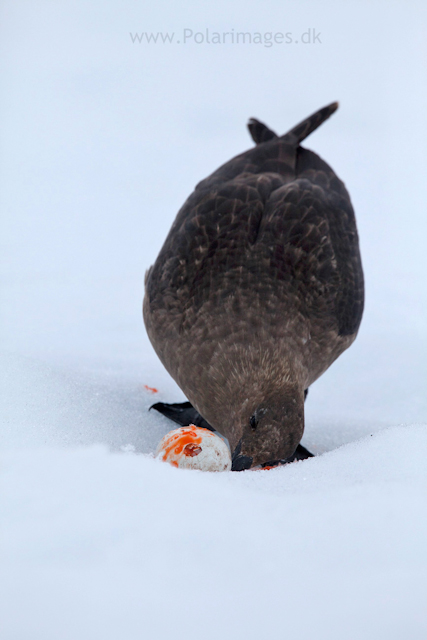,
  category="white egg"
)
[155,425,232,472]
